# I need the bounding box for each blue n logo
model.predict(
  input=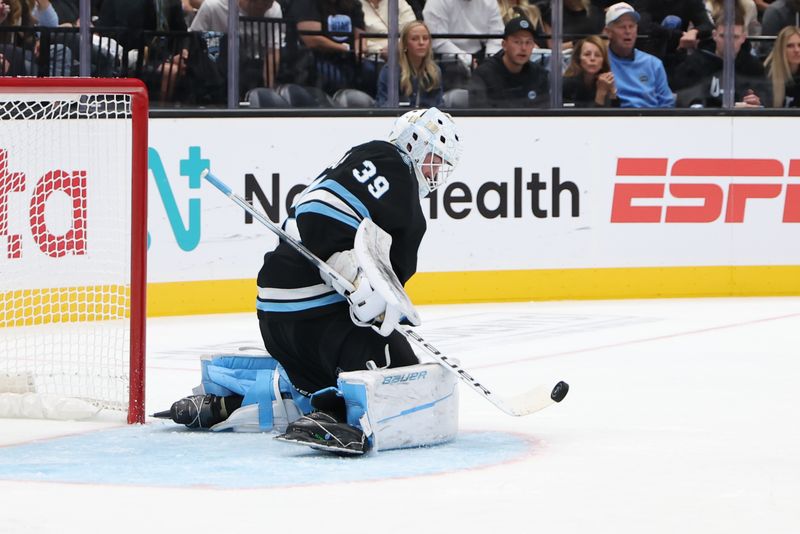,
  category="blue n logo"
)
[147,146,208,251]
